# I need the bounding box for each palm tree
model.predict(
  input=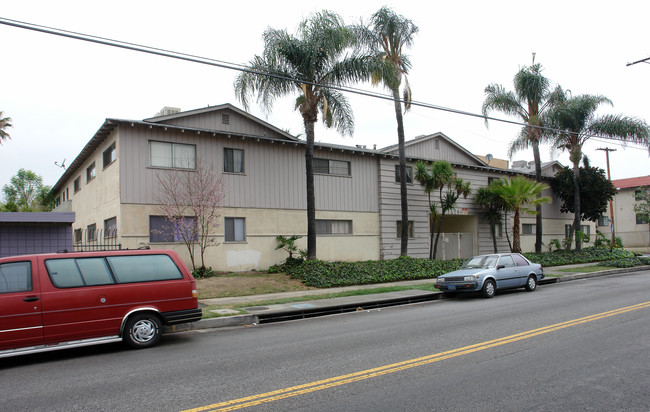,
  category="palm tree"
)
[482,59,565,253]
[543,94,650,250]
[235,11,371,260]
[474,186,505,253]
[356,7,418,256]
[0,111,12,144]
[414,161,471,259]
[490,176,551,253]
